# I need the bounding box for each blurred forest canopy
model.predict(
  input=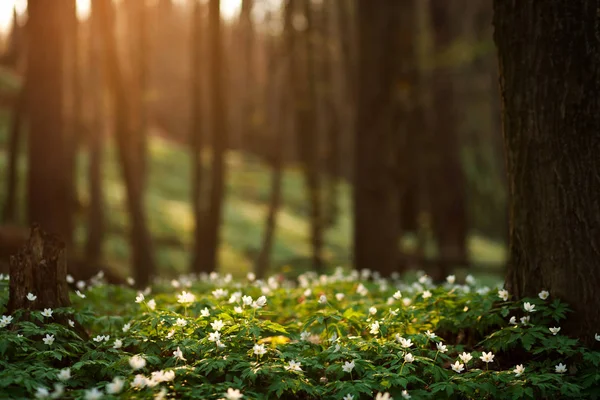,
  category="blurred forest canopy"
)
[0,0,506,286]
